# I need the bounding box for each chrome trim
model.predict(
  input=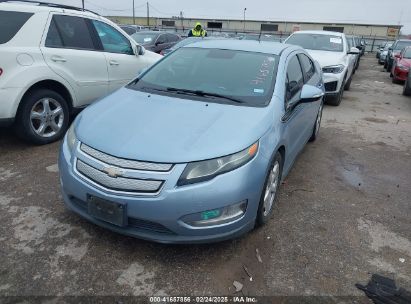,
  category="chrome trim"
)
[75,159,164,195]
[80,143,173,172]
